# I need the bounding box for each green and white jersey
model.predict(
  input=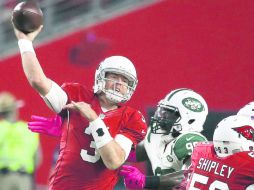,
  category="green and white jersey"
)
[144,129,207,176]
